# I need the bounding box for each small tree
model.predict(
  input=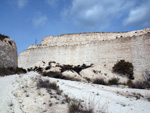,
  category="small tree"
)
[112,60,134,79]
